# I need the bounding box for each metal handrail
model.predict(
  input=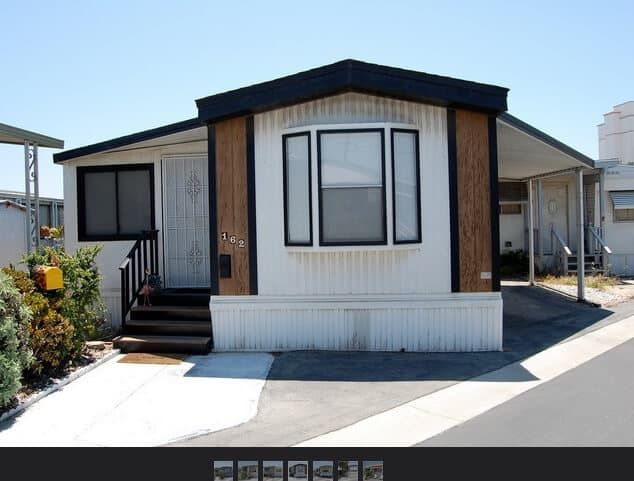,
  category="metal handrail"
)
[117,230,159,328]
[587,226,612,255]
[551,227,572,256]
[551,227,571,276]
